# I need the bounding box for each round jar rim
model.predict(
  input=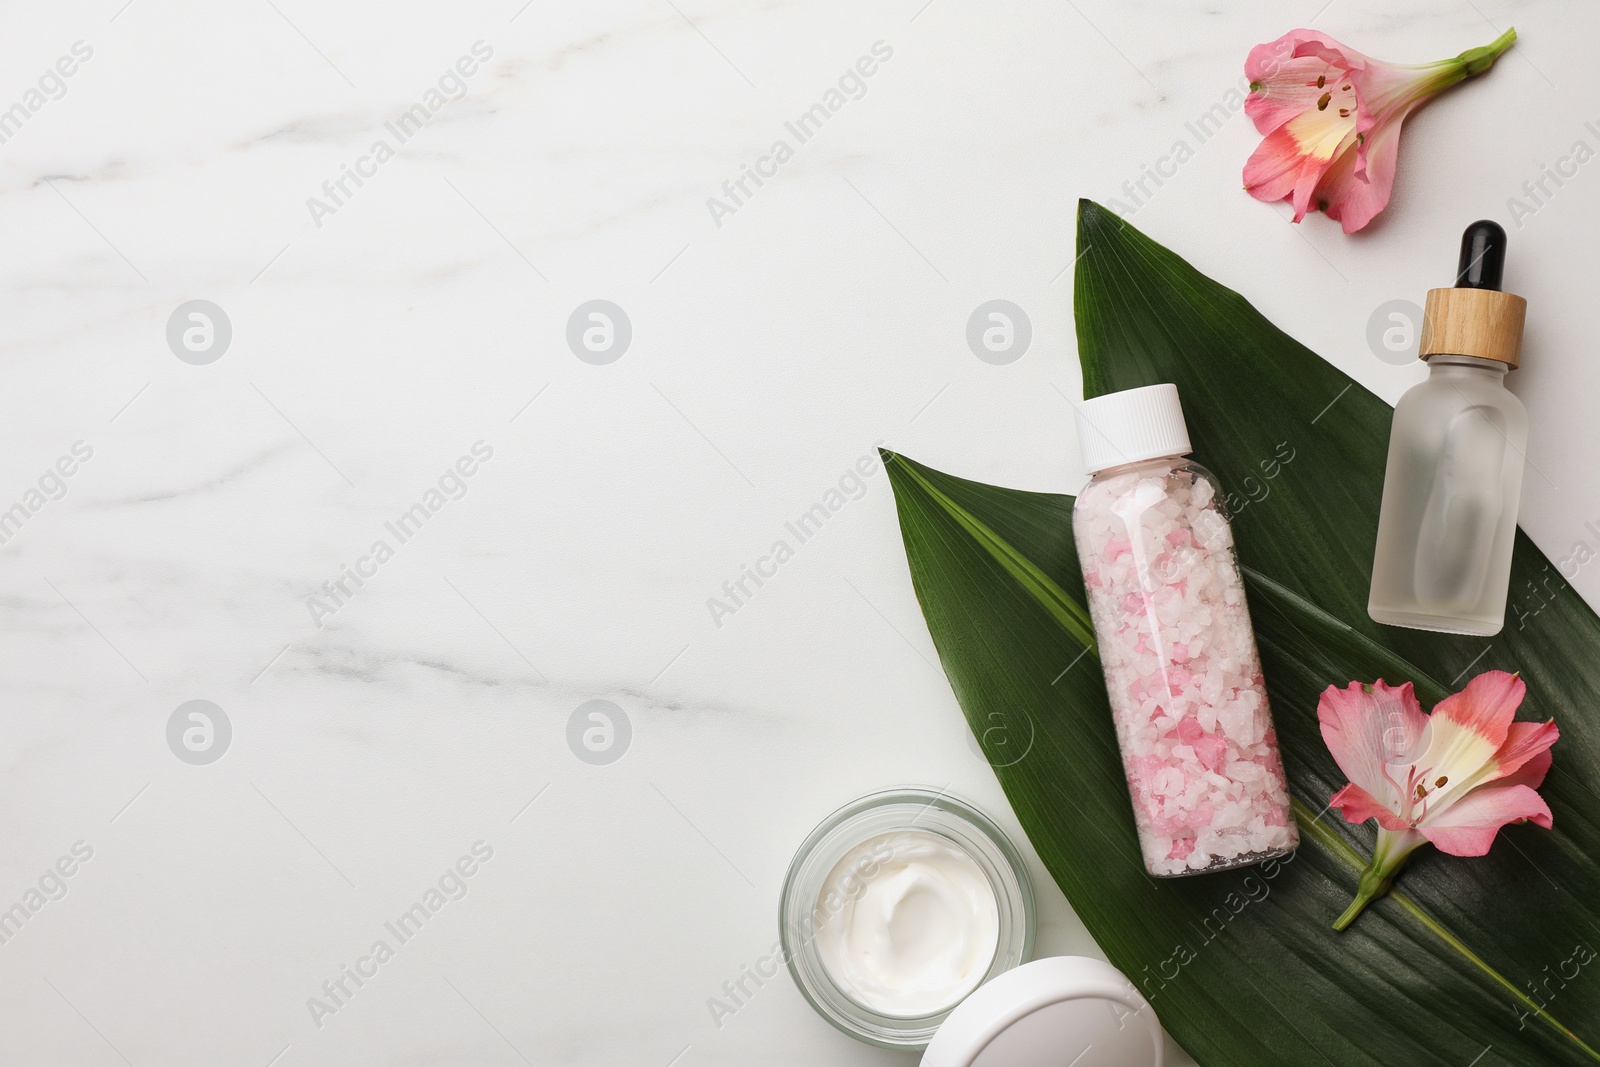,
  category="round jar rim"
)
[778,785,1036,1049]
